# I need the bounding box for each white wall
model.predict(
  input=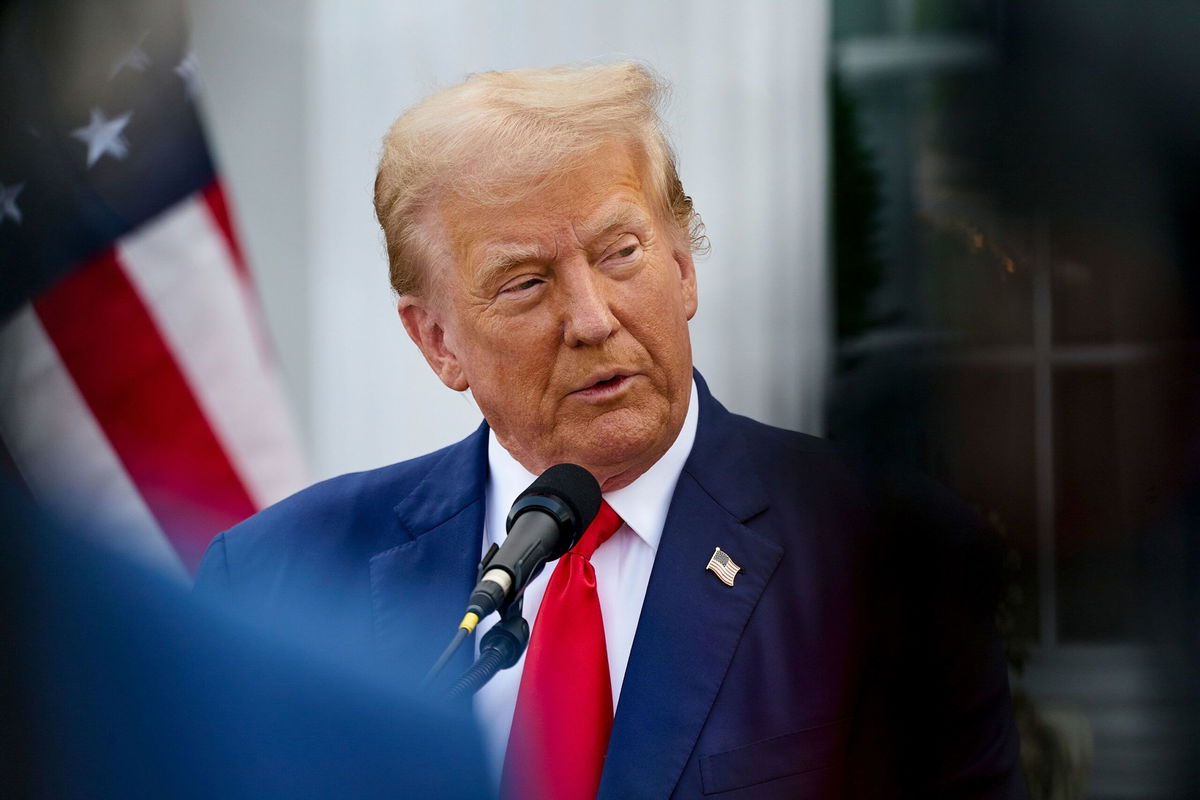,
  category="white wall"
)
[189,1,829,481]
